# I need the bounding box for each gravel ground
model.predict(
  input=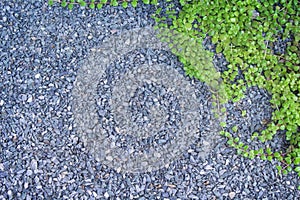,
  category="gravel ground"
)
[0,0,299,199]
